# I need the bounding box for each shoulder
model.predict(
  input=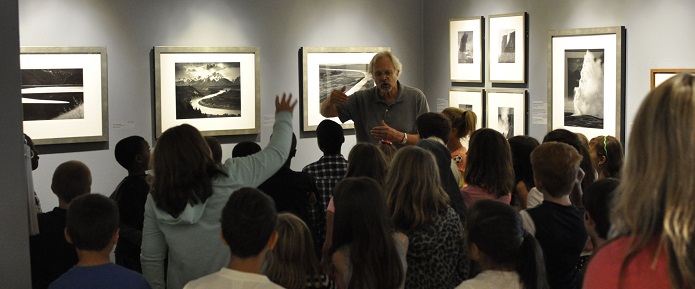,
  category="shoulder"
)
[401,84,426,97]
